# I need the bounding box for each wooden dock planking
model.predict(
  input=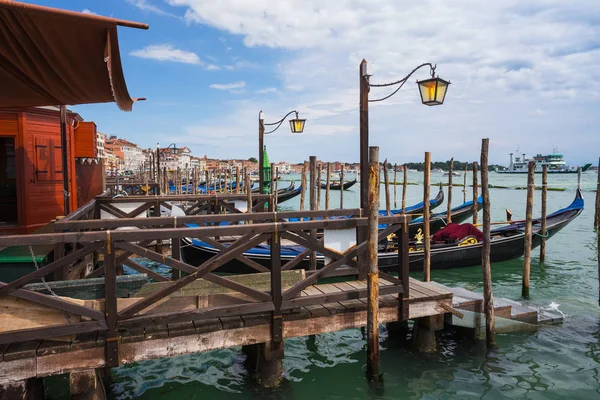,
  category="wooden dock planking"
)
[0,278,453,382]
